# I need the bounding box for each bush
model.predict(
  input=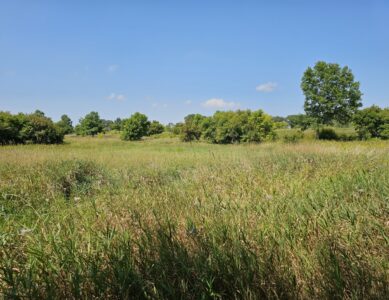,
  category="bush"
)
[76,112,104,136]
[0,111,64,145]
[56,114,74,135]
[353,106,389,140]
[380,124,389,140]
[48,160,109,200]
[148,120,165,136]
[185,110,275,144]
[282,130,304,143]
[121,113,150,141]
[180,114,206,142]
[317,128,338,140]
